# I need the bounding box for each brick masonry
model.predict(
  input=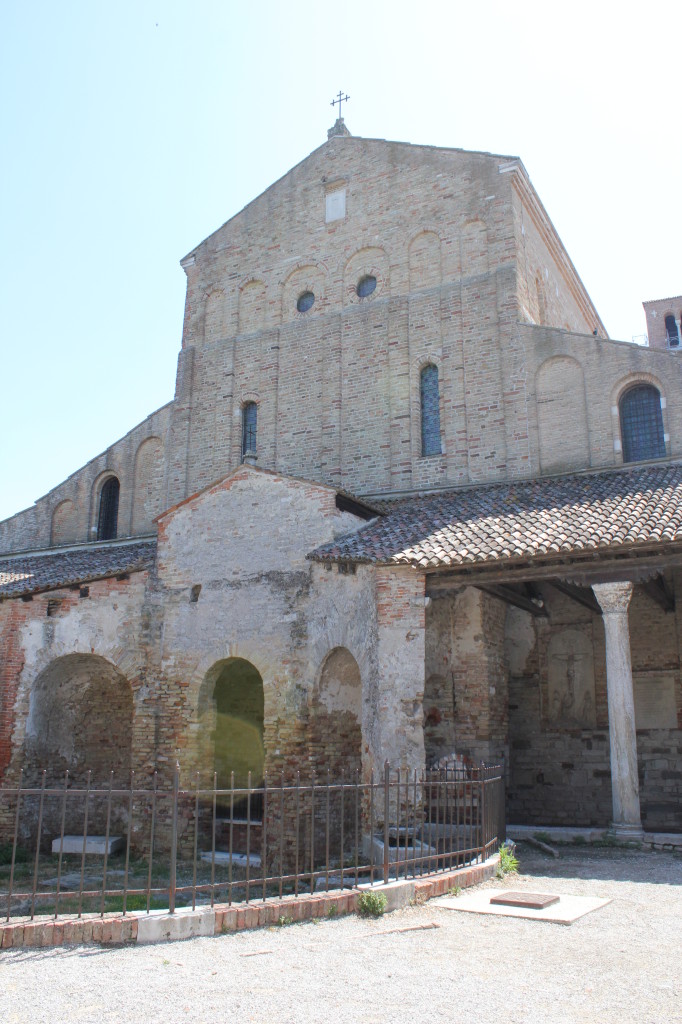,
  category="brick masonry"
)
[0,131,681,839]
[0,855,497,949]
